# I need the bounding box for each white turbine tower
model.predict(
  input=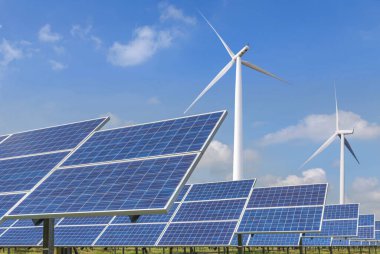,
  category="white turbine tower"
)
[301,87,360,204]
[185,15,287,180]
